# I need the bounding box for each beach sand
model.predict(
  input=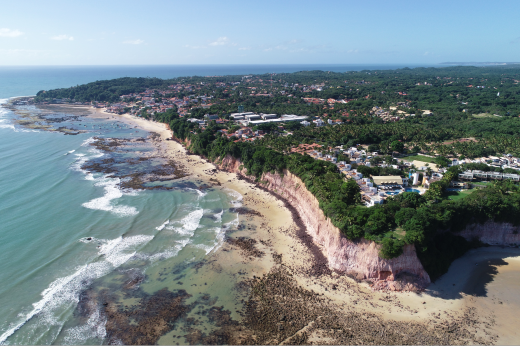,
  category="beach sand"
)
[72,106,520,344]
